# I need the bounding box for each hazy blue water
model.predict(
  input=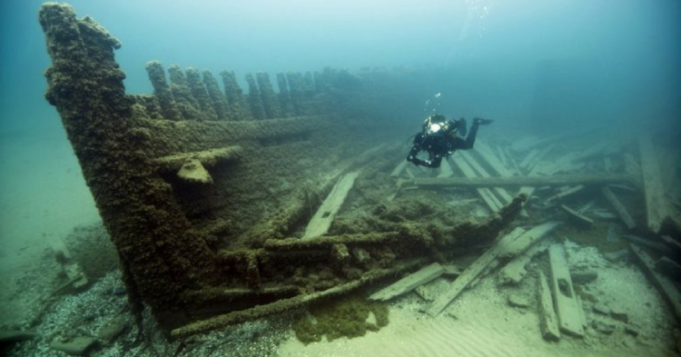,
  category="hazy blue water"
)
[1,0,679,137]
[0,0,679,266]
